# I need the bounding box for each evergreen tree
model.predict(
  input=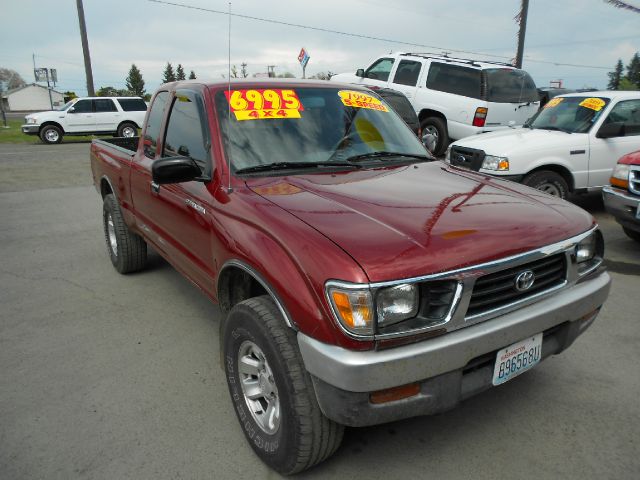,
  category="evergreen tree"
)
[176,64,186,81]
[125,64,145,96]
[162,62,176,83]
[626,52,640,89]
[607,59,624,90]
[241,62,248,78]
[188,70,196,80]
